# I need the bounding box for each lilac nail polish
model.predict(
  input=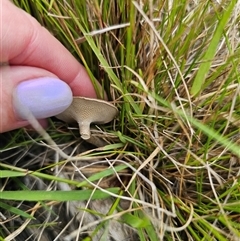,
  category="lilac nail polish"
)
[13,77,73,120]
